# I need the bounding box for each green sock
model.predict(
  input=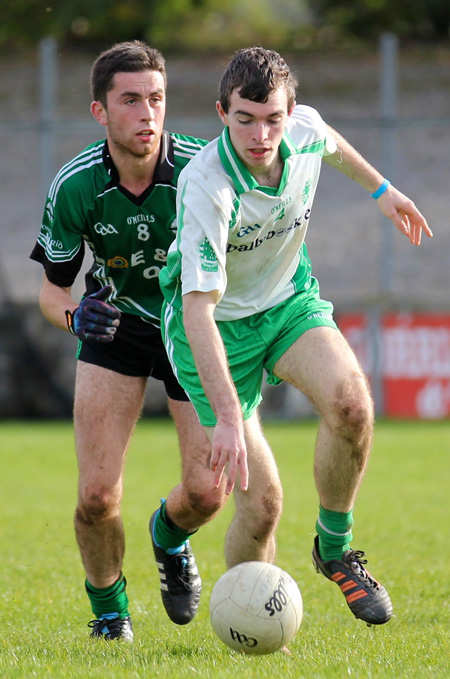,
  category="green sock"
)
[85,573,129,619]
[152,500,196,553]
[316,505,353,561]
